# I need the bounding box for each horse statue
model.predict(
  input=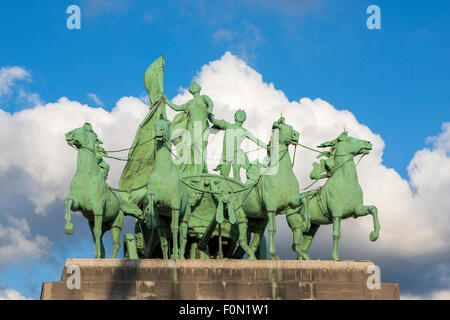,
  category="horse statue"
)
[286,131,381,260]
[234,117,308,260]
[64,123,144,258]
[144,117,196,259]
